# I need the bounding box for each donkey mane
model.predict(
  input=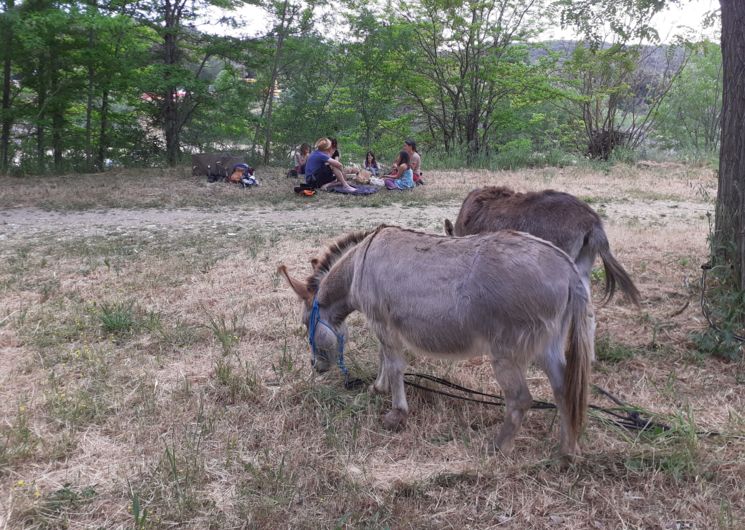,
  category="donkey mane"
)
[306,224,440,294]
[306,228,376,293]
